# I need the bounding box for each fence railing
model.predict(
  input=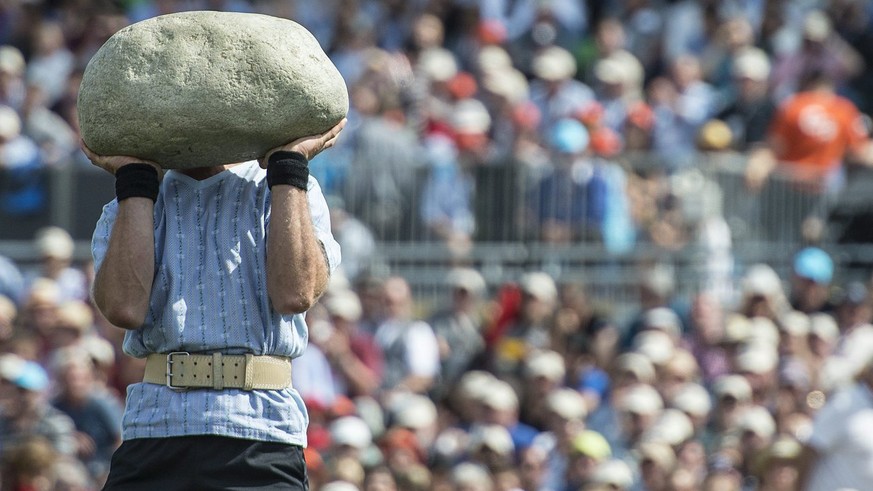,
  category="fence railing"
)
[1,153,870,322]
